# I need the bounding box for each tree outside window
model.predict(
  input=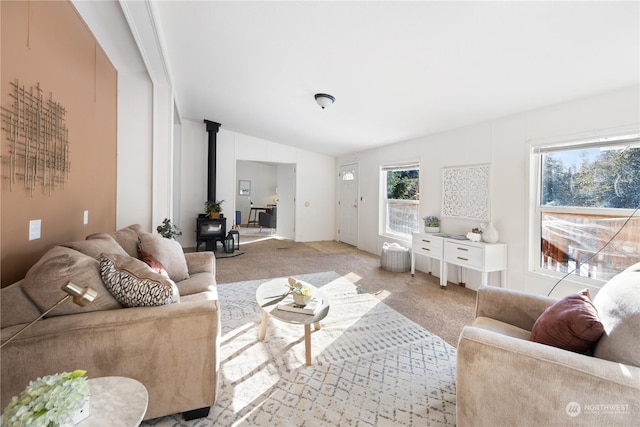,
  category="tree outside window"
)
[383,166,419,237]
